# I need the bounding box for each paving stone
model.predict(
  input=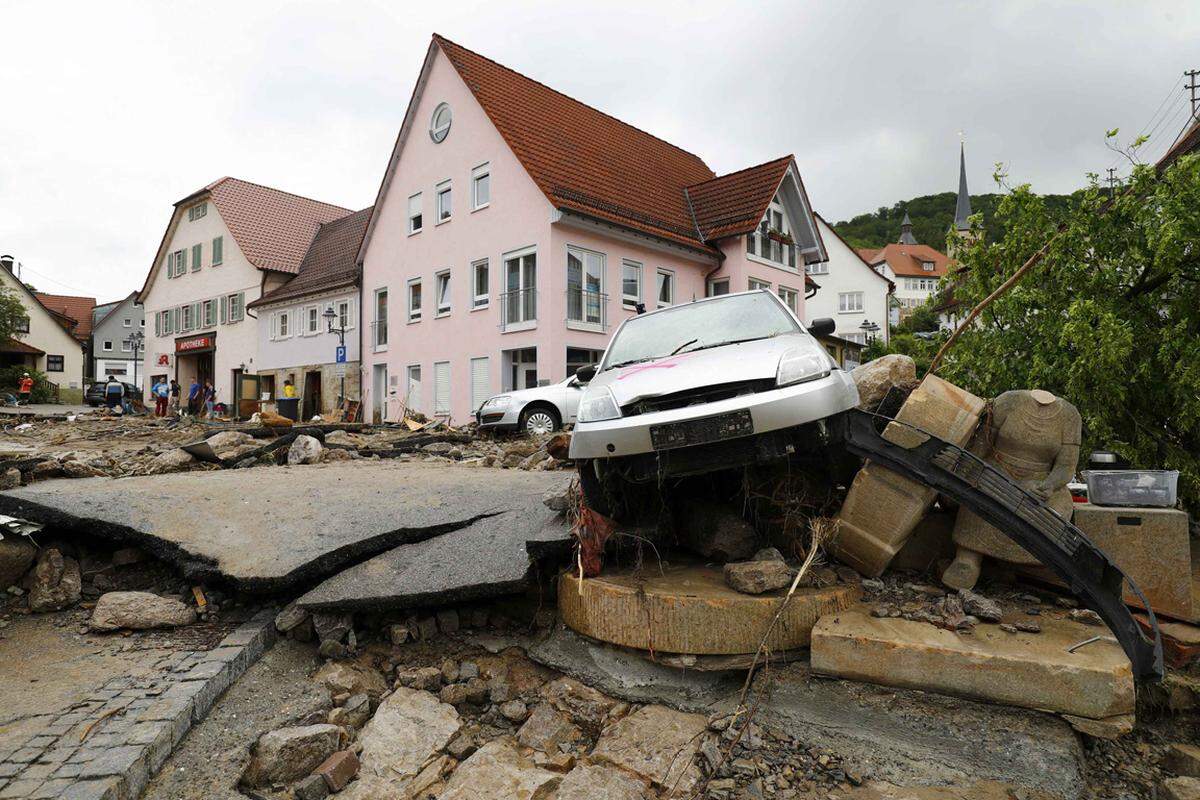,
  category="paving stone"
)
[51,763,84,779]
[0,779,45,798]
[30,777,73,798]
[37,744,78,765]
[0,765,20,779]
[77,745,148,800]
[12,748,45,763]
[126,721,175,774]
[136,695,193,747]
[58,778,121,800]
[25,736,56,750]
[19,763,55,782]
